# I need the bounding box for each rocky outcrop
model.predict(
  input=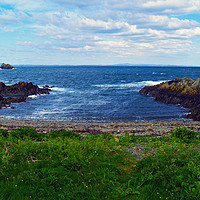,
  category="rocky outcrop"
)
[0,81,51,109]
[139,78,200,121]
[0,63,14,69]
